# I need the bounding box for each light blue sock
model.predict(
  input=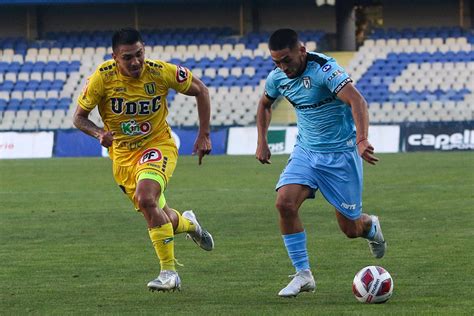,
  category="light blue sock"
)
[365,220,376,240]
[282,231,310,272]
